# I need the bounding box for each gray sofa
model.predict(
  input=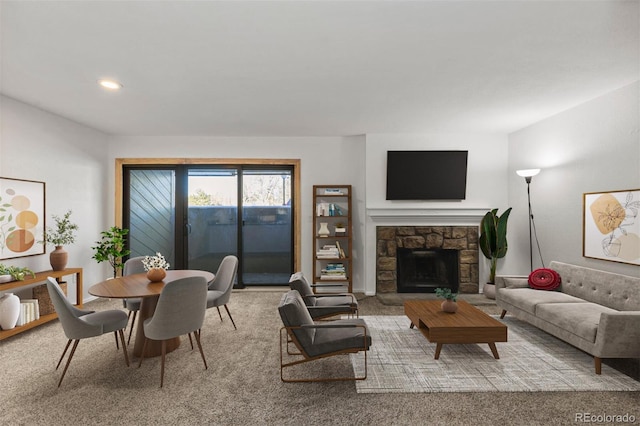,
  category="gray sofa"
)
[495,261,640,374]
